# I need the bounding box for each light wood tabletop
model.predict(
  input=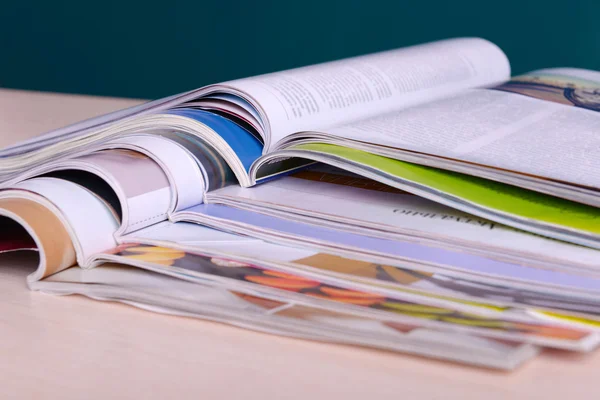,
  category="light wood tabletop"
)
[1,88,599,399]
